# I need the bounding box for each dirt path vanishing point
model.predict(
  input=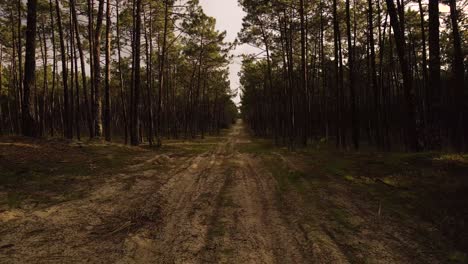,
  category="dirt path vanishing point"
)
[0,121,311,264]
[0,120,448,263]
